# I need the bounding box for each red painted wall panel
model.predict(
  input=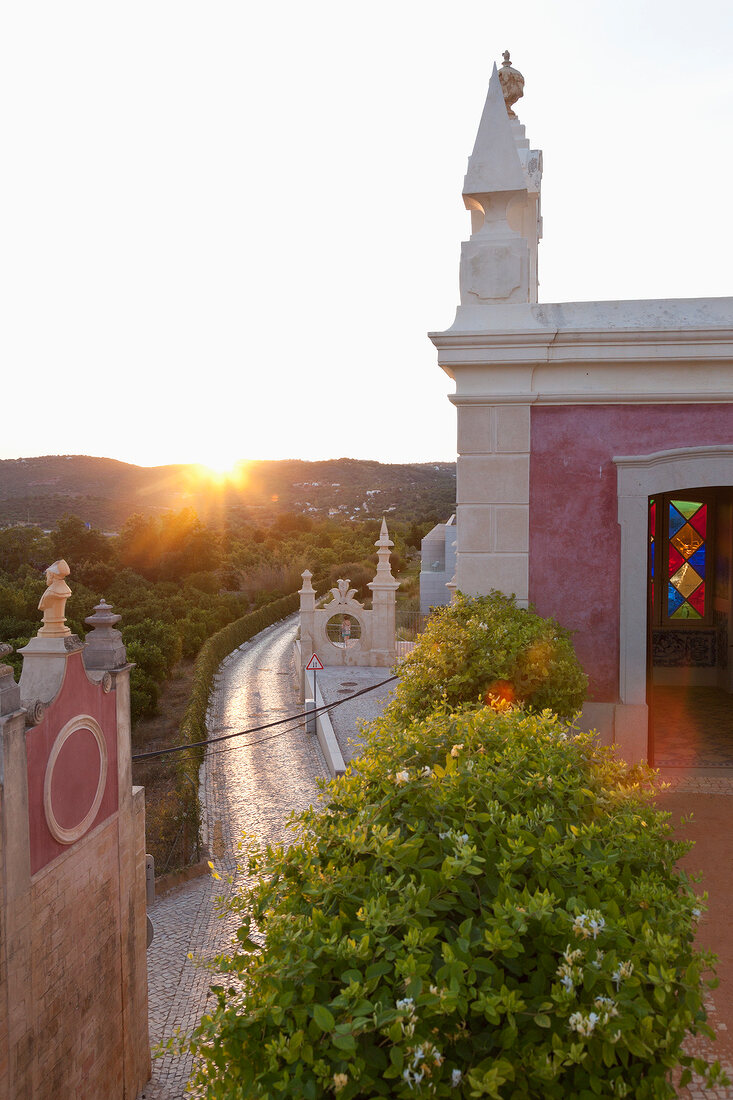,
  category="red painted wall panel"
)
[25,651,118,876]
[529,404,733,699]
